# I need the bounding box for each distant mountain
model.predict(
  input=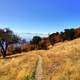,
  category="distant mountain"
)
[16,33,48,41]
